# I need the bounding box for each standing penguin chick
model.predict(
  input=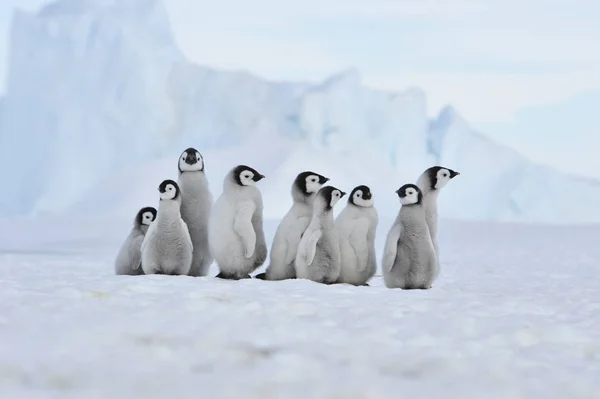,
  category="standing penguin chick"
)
[295,186,346,284]
[334,185,379,286]
[416,166,459,262]
[382,184,438,289]
[208,165,267,280]
[256,171,330,281]
[141,180,193,275]
[177,147,213,277]
[114,206,157,275]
